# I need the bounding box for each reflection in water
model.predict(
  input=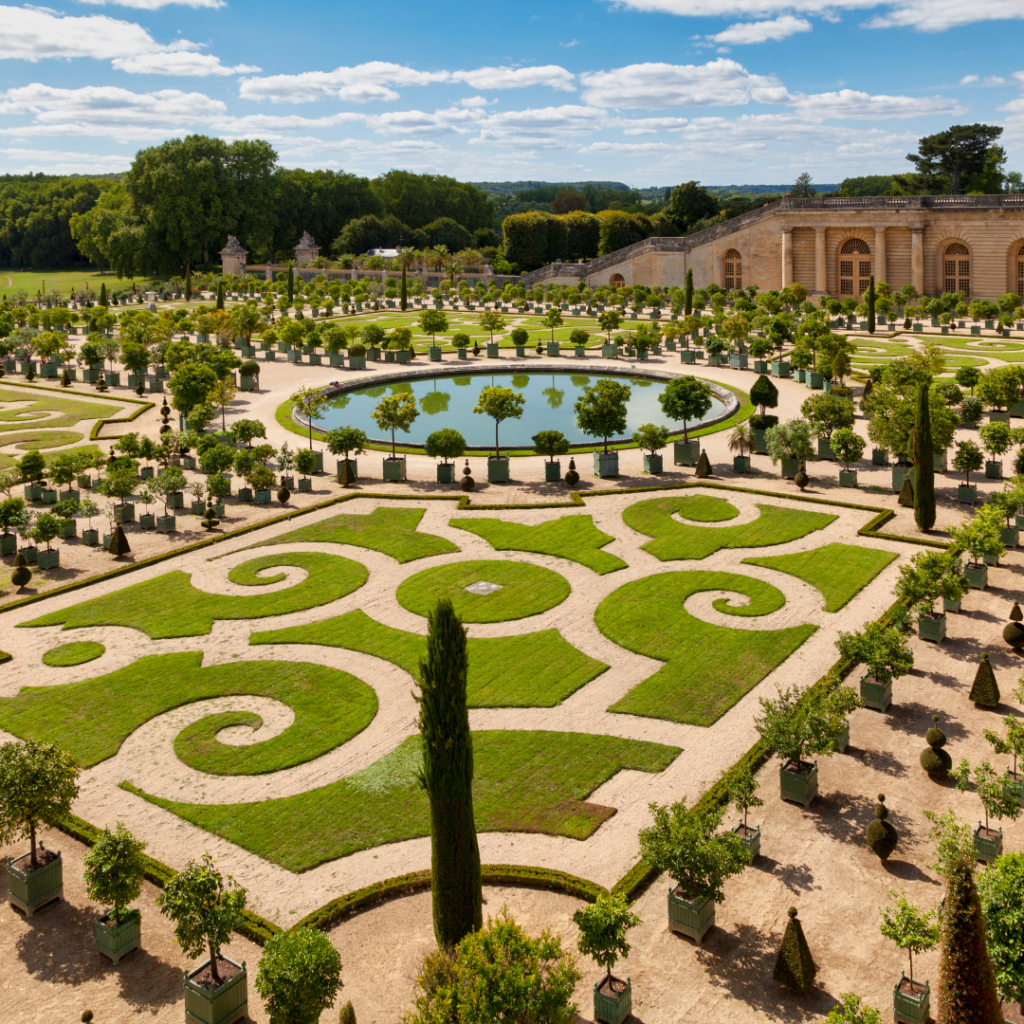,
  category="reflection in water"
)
[543,375,565,409]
